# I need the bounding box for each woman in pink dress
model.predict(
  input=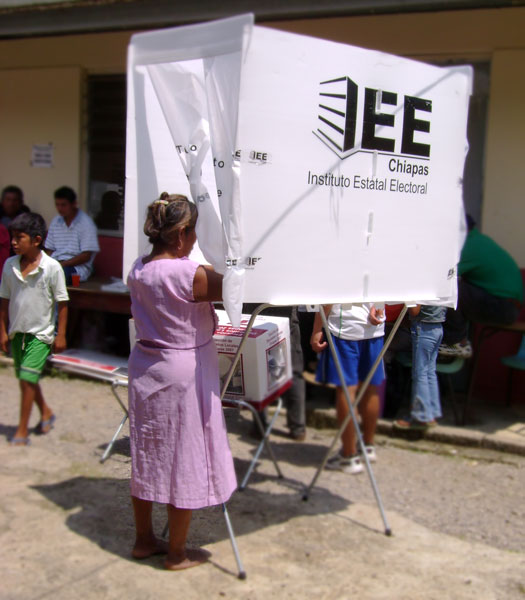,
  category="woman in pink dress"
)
[127,193,237,570]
